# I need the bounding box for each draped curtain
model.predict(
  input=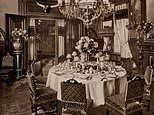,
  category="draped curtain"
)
[114,18,132,58]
